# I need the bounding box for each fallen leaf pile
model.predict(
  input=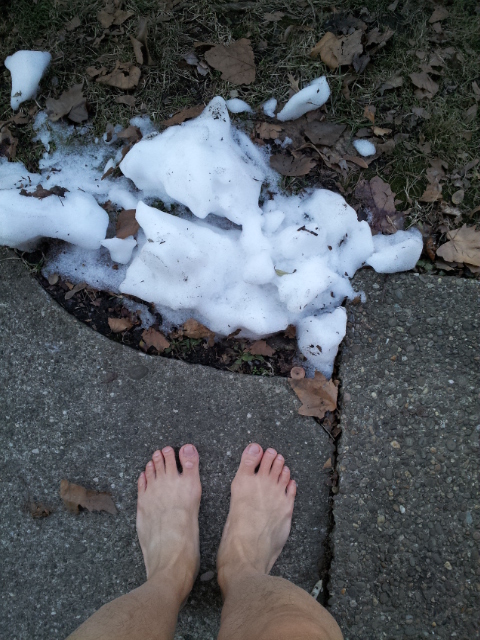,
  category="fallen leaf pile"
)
[289,371,338,420]
[60,479,117,514]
